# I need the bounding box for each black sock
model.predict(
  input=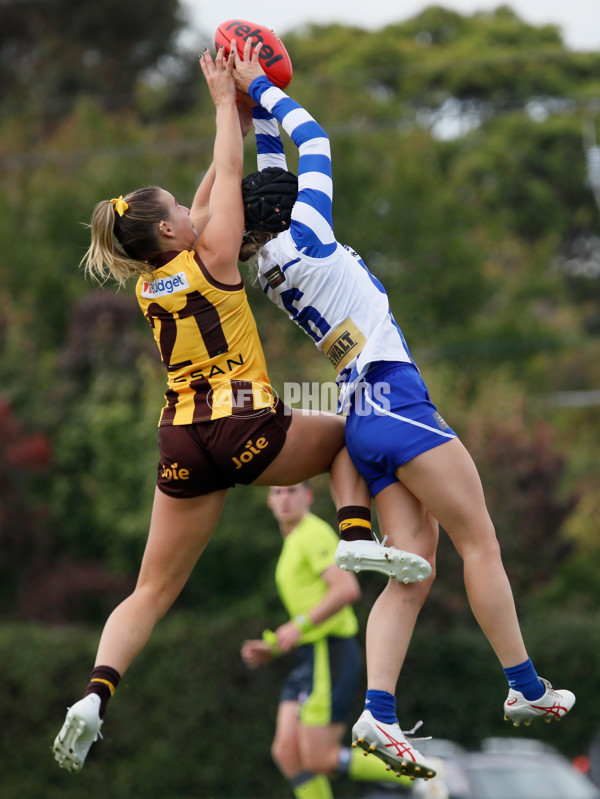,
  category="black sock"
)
[337,505,372,542]
[83,665,121,719]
